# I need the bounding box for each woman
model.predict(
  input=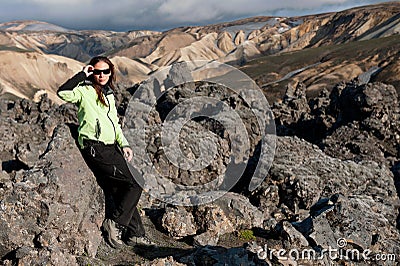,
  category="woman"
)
[57,56,153,248]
